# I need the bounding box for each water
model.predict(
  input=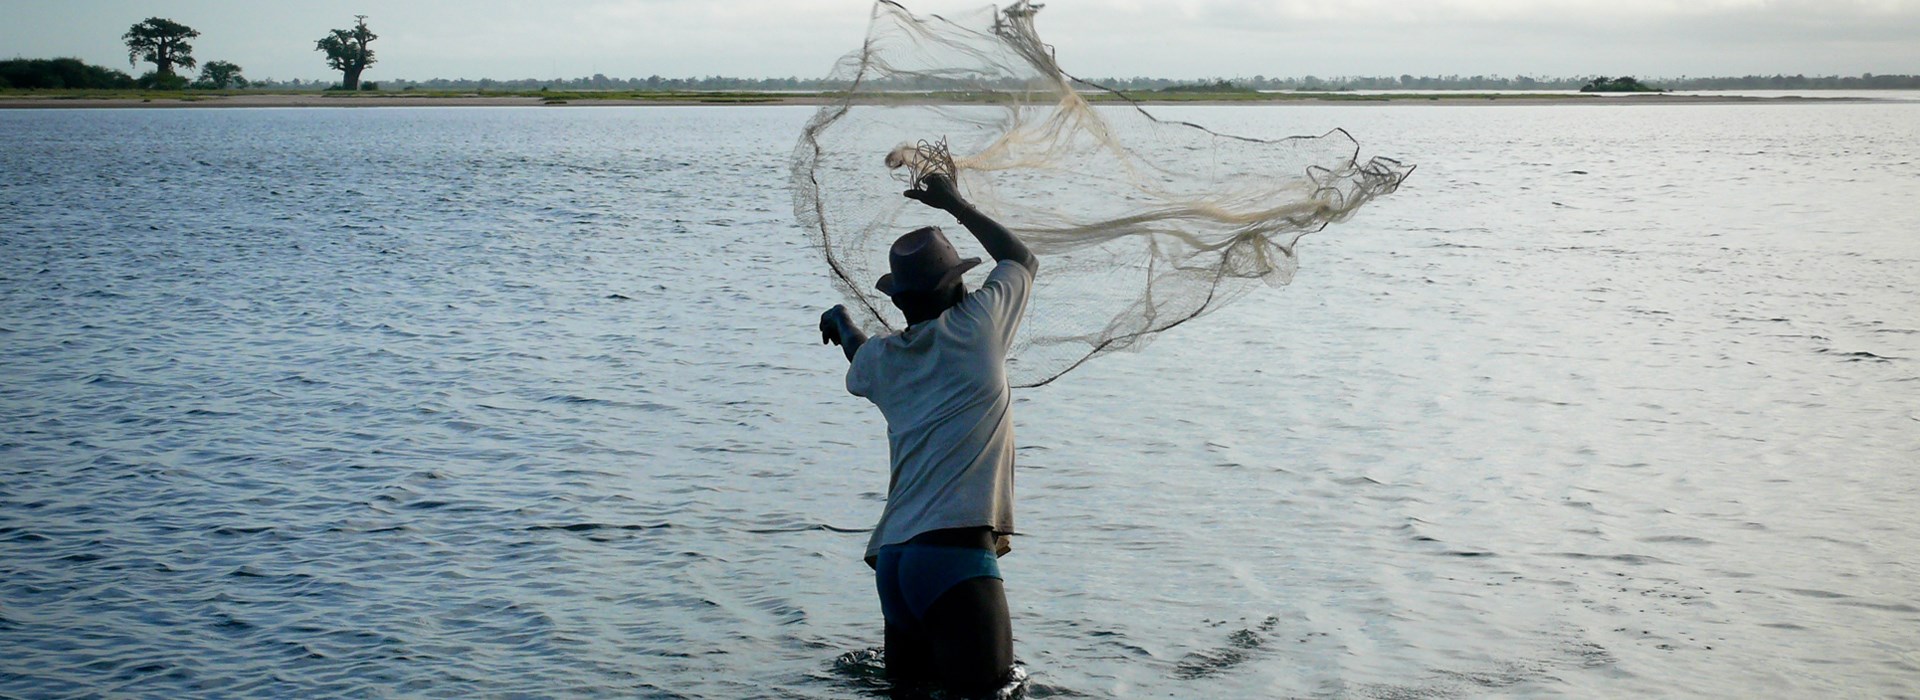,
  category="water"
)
[1288,89,1920,102]
[2,104,1915,698]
